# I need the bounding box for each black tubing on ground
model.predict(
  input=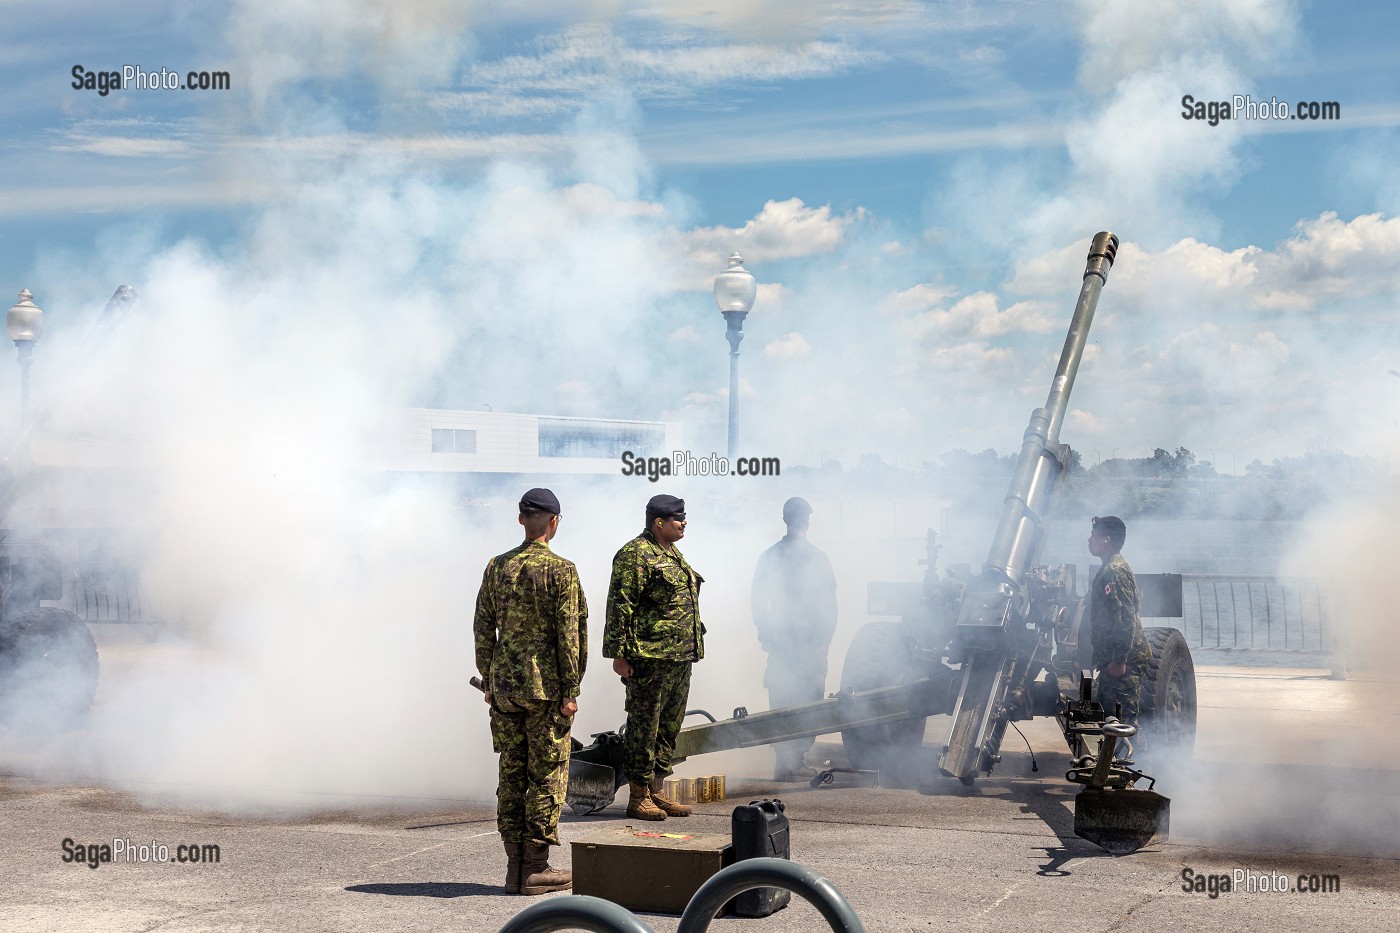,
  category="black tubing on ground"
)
[1139,626,1197,758]
[0,607,100,734]
[838,620,927,769]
